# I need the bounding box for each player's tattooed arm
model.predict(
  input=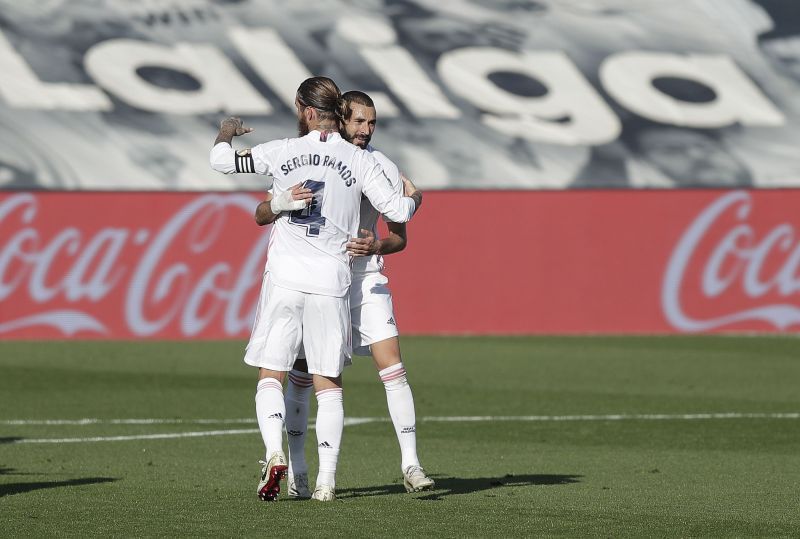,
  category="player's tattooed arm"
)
[210,117,257,174]
[214,117,253,145]
[254,184,314,226]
